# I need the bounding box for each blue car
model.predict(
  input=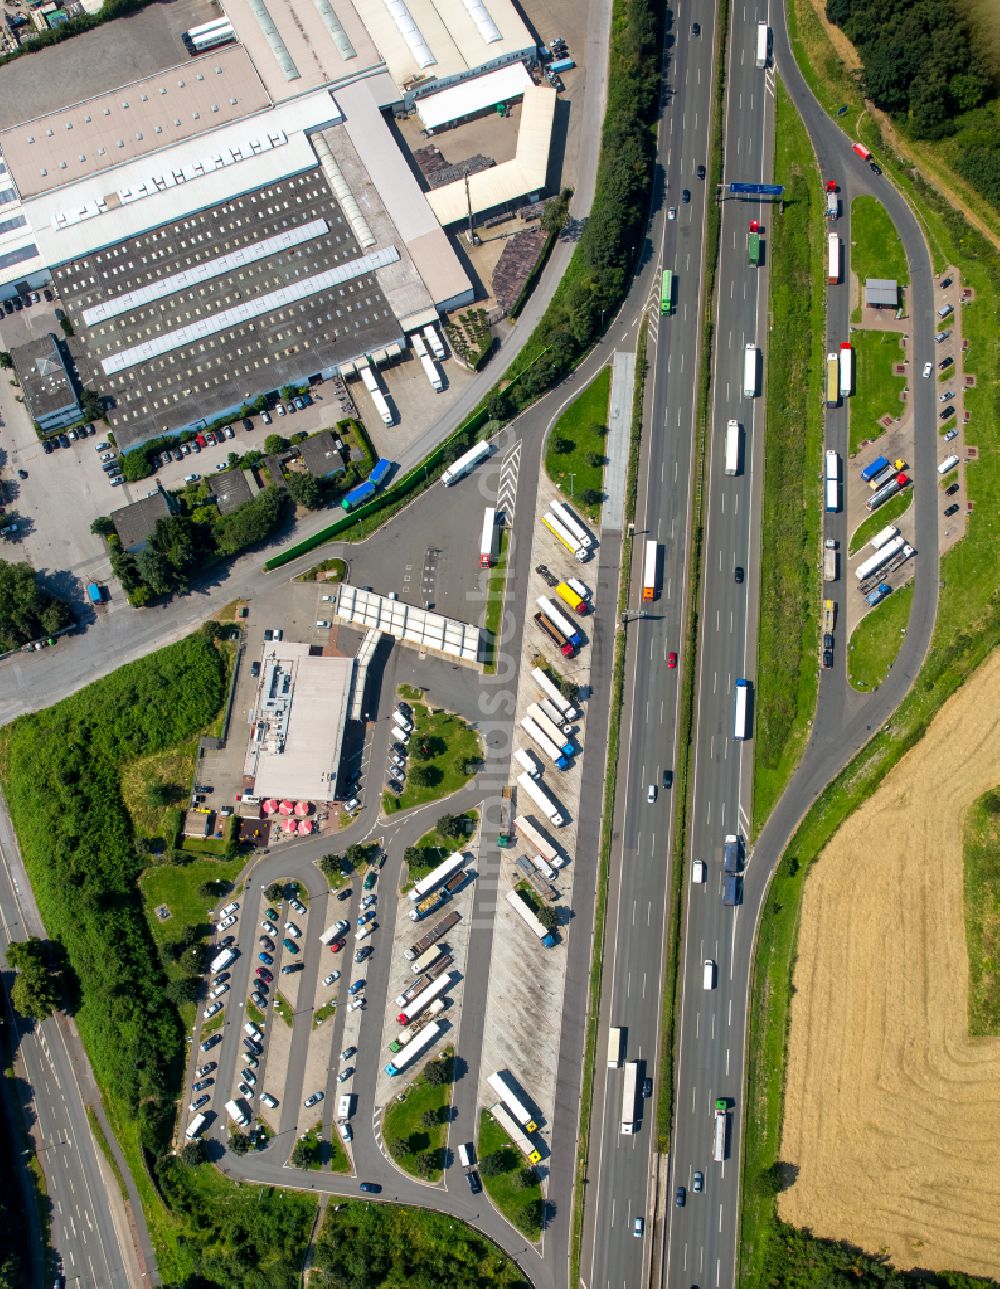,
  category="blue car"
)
[349,979,365,997]
[359,1182,381,1194]
[258,951,273,965]
[357,910,376,927]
